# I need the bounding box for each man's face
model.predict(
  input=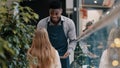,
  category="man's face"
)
[49,9,62,23]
